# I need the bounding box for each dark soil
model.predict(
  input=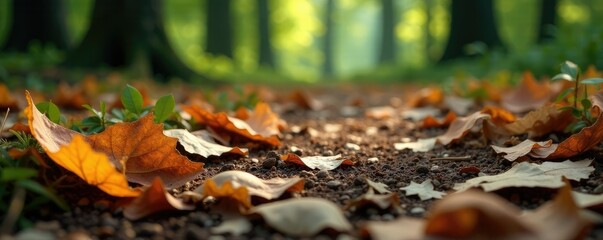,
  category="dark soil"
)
[7,86,603,239]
